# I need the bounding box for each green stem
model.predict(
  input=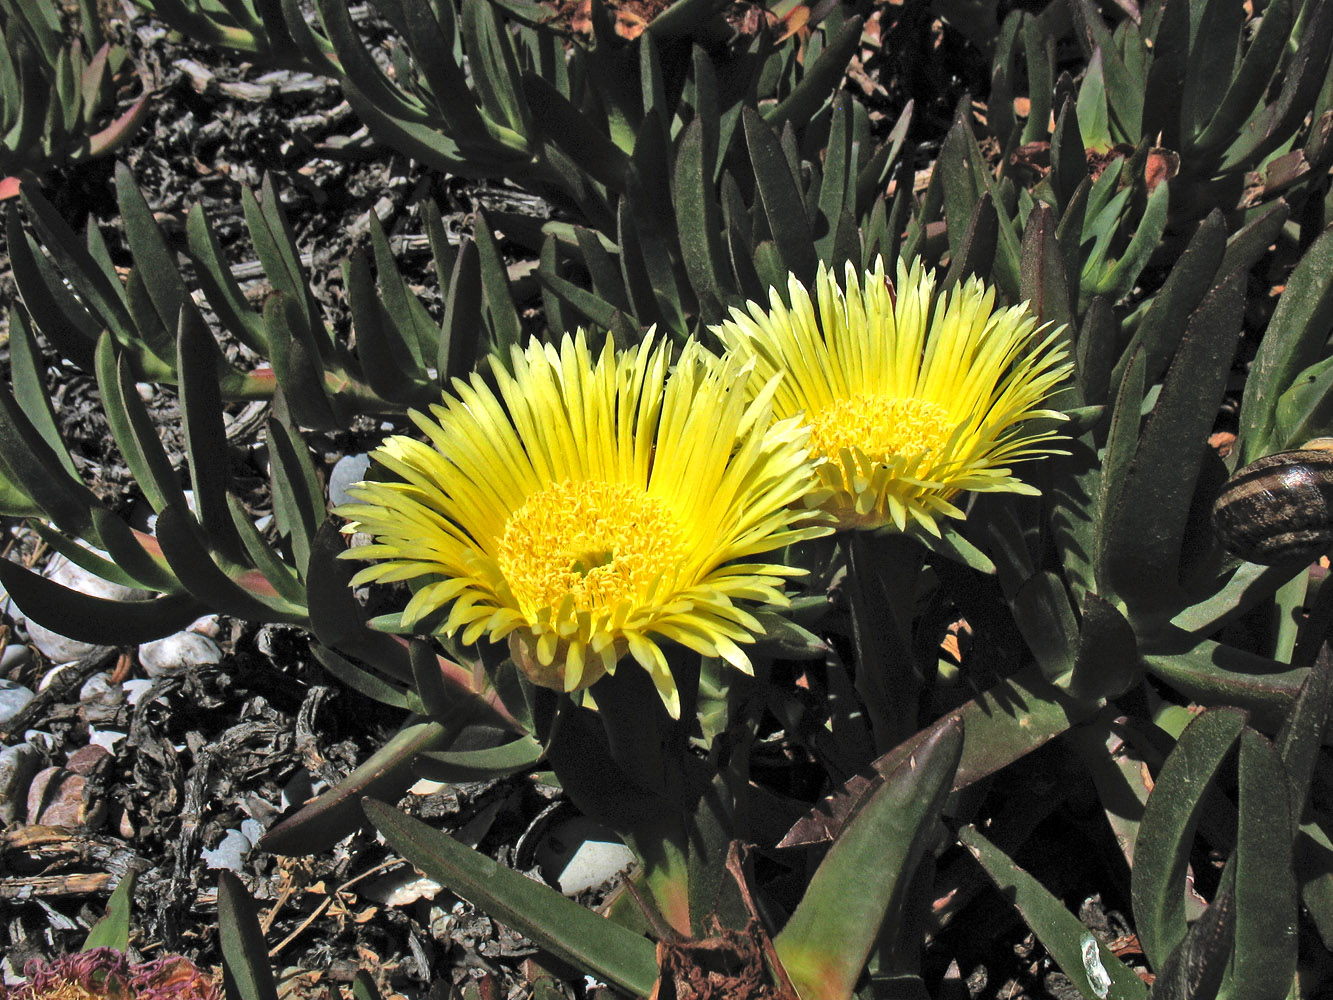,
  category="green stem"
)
[847,530,928,753]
